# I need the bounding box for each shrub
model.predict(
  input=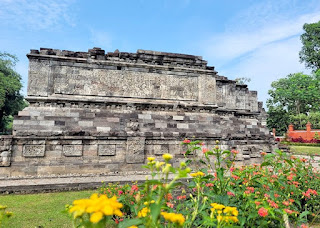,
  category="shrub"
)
[68,140,320,227]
